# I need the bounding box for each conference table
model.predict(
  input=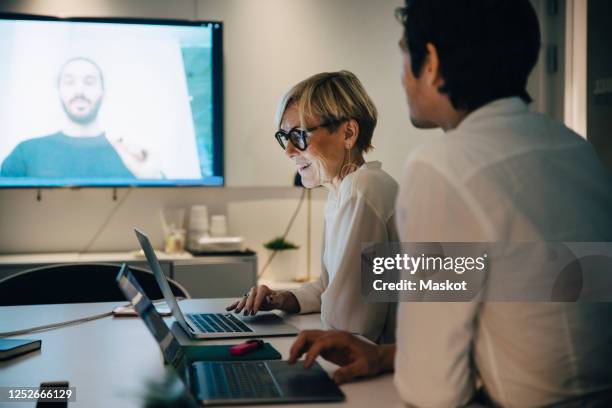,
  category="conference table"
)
[0,299,401,408]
